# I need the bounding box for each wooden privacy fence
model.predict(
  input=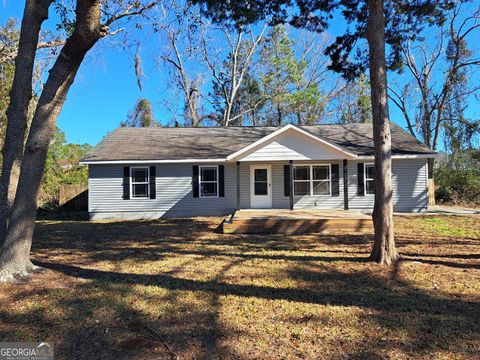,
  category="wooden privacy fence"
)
[428,178,435,206]
[59,184,88,211]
